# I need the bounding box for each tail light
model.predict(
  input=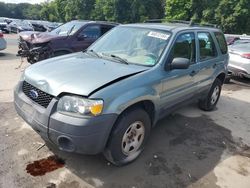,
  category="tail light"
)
[241,53,250,59]
[0,32,3,38]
